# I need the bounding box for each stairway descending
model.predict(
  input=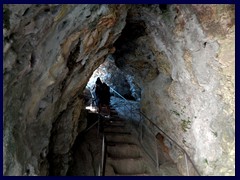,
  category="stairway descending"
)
[68,106,181,176]
[101,107,160,176]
